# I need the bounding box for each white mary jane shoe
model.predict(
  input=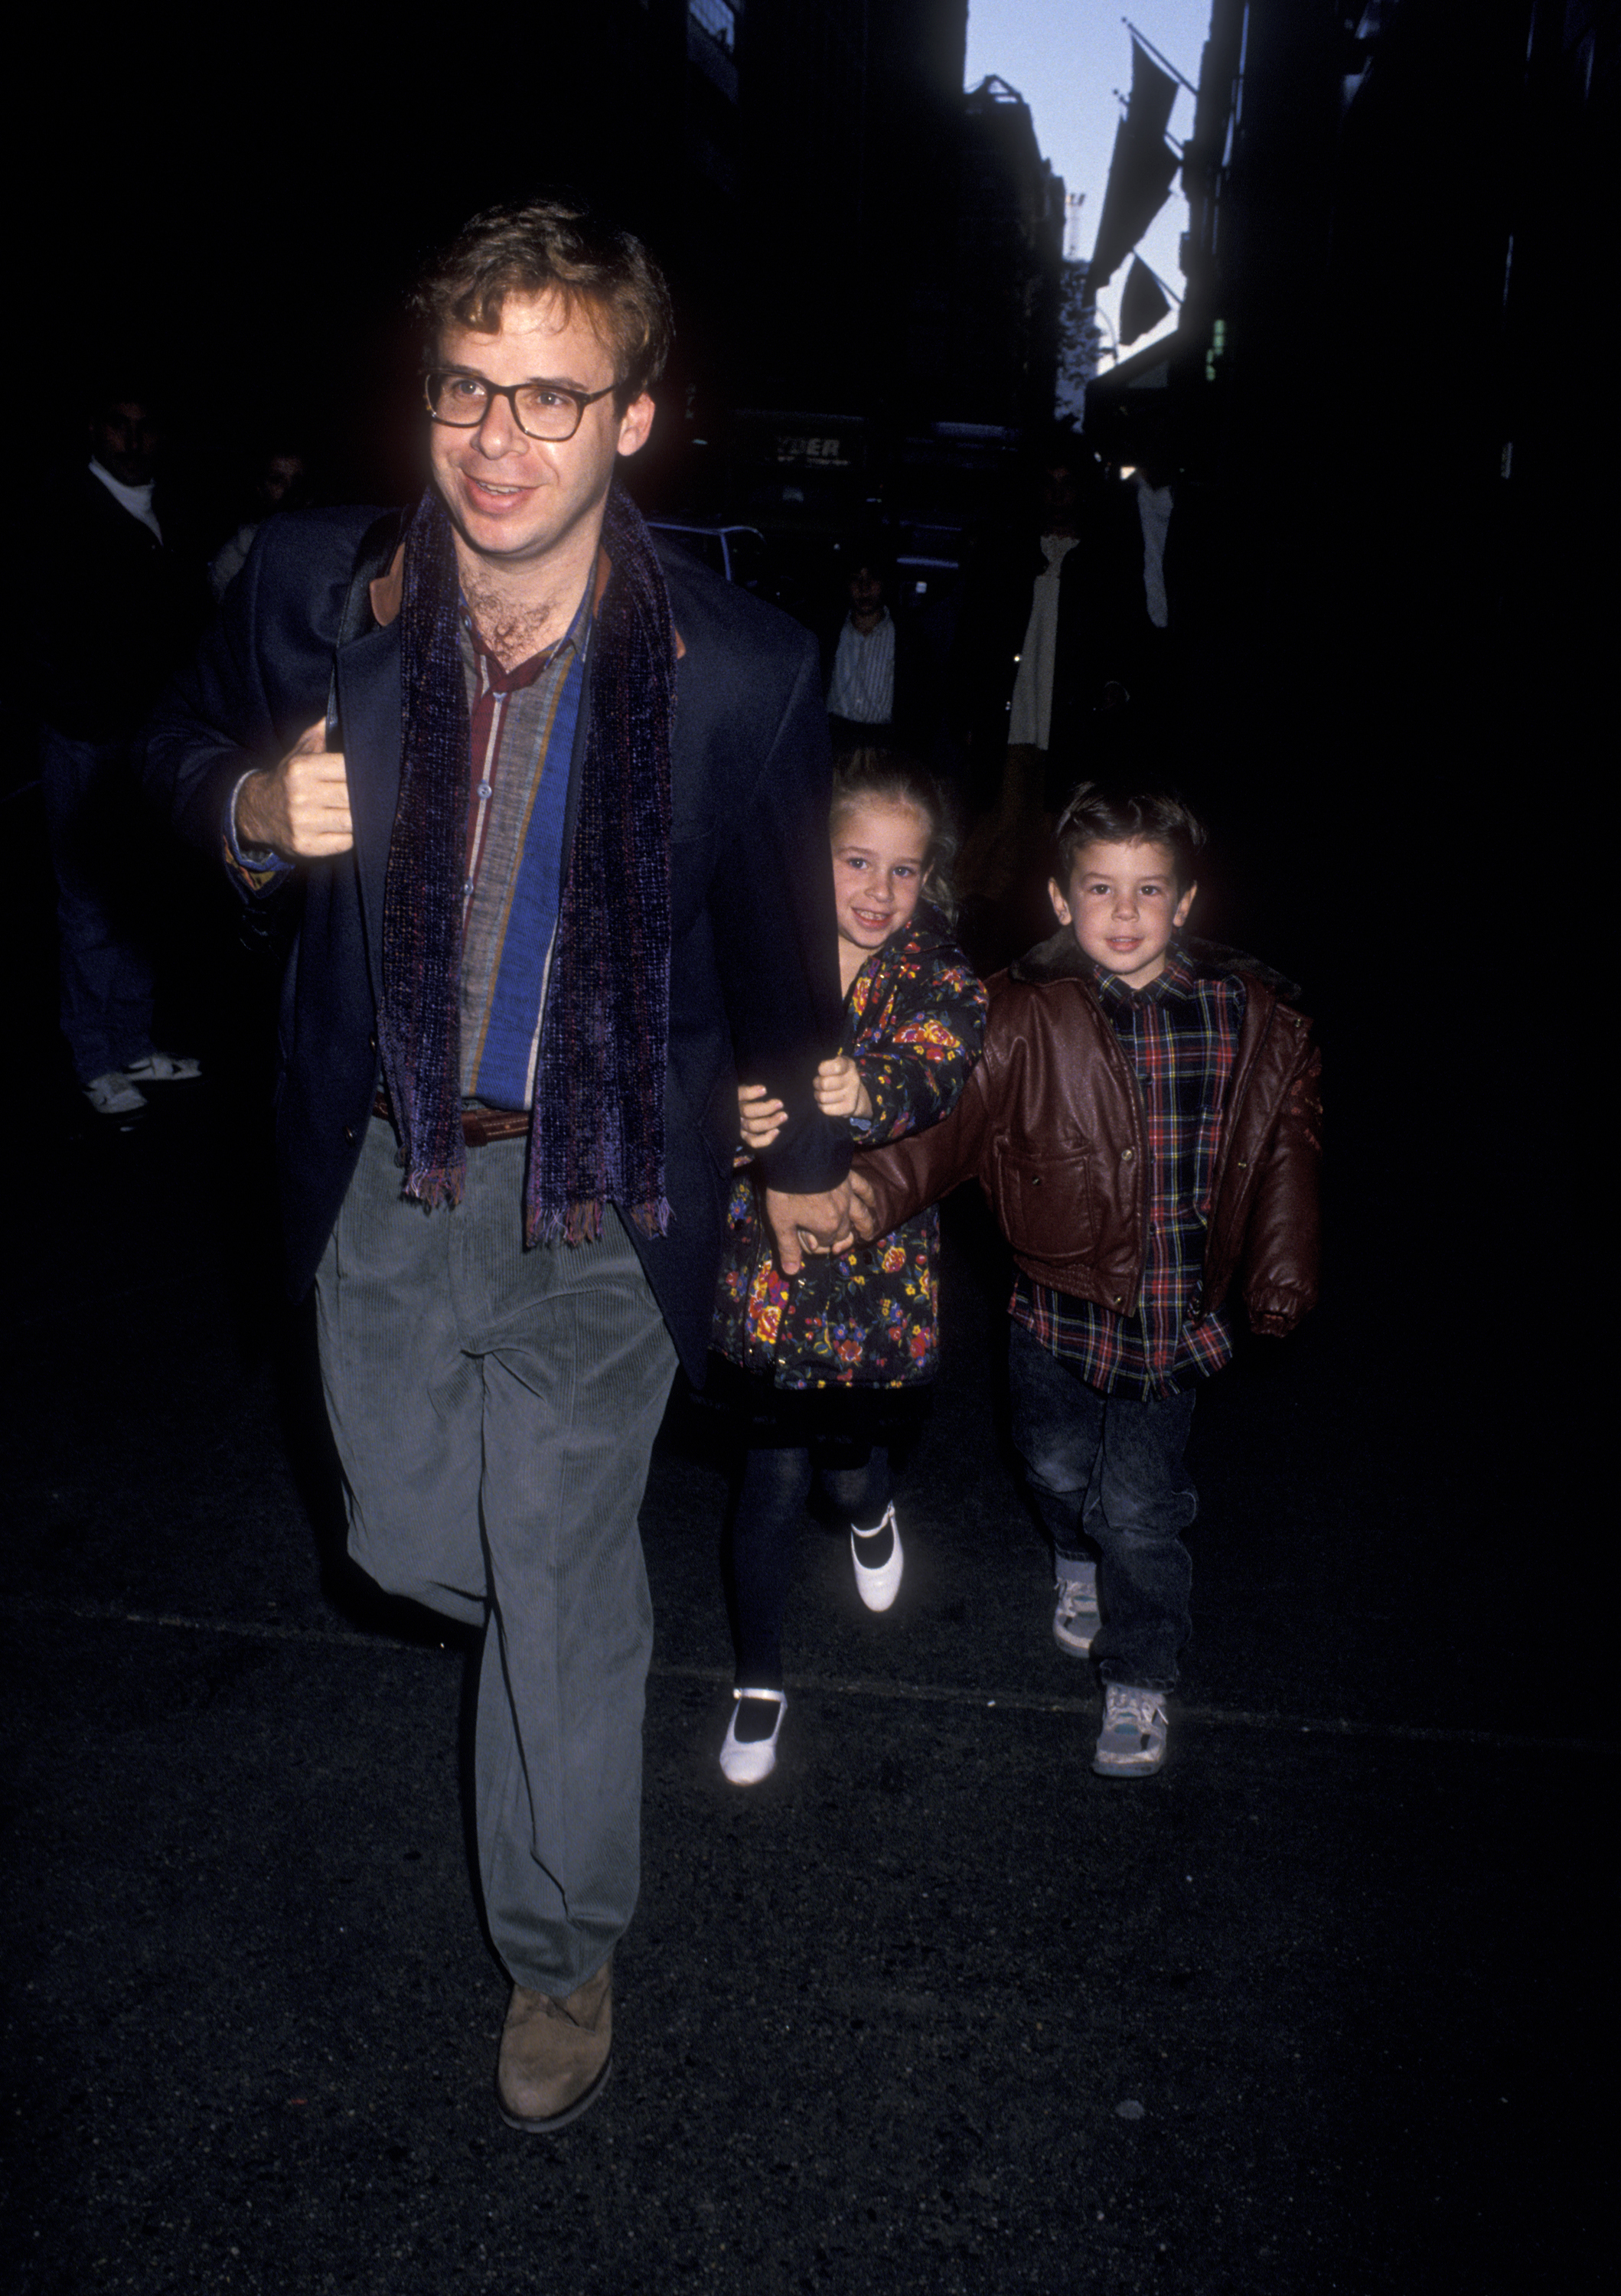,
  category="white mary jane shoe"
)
[850,1502,904,1613]
[719,1688,788,1786]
